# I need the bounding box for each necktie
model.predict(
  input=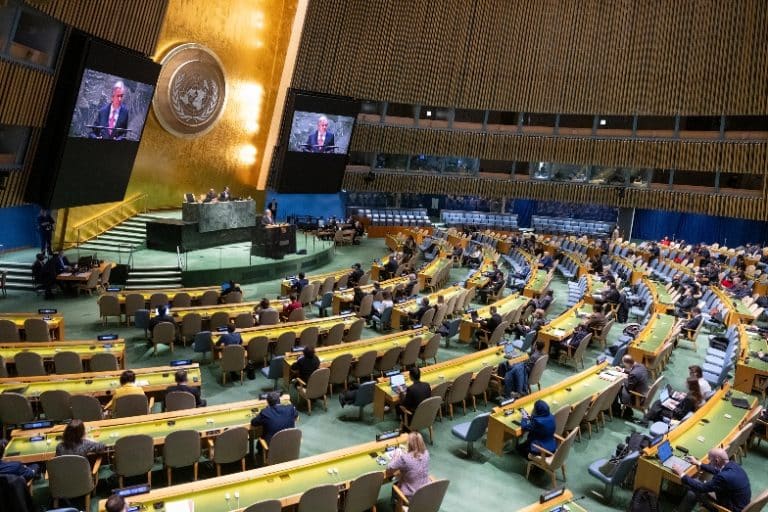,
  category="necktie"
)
[109,110,117,136]
[318,133,324,146]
